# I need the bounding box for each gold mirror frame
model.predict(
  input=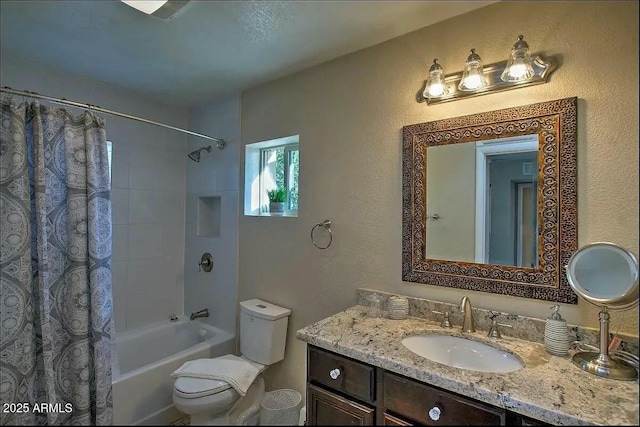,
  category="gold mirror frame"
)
[402,97,578,303]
